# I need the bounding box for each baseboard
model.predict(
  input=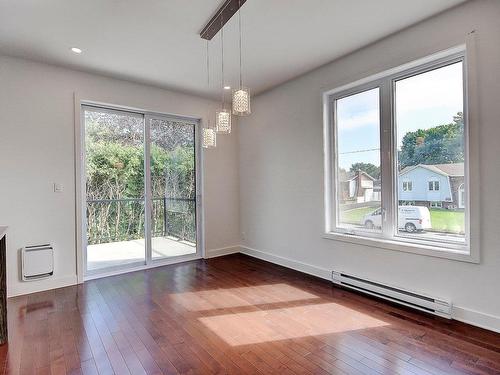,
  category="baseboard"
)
[8,275,78,298]
[205,245,240,259]
[239,245,332,280]
[453,306,500,334]
[239,245,500,334]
